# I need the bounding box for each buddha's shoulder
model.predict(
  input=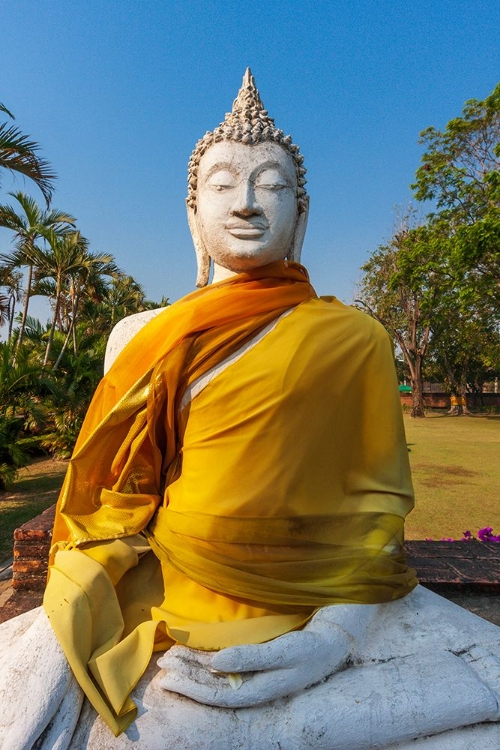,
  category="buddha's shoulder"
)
[104,308,166,373]
[302,296,389,343]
